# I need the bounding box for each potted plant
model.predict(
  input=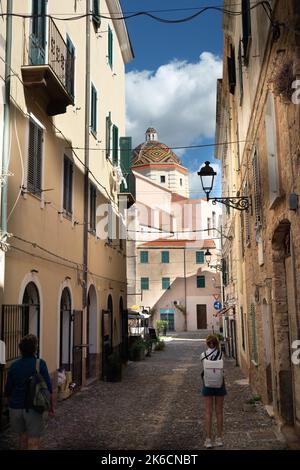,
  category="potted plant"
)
[106,351,122,382]
[129,339,146,361]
